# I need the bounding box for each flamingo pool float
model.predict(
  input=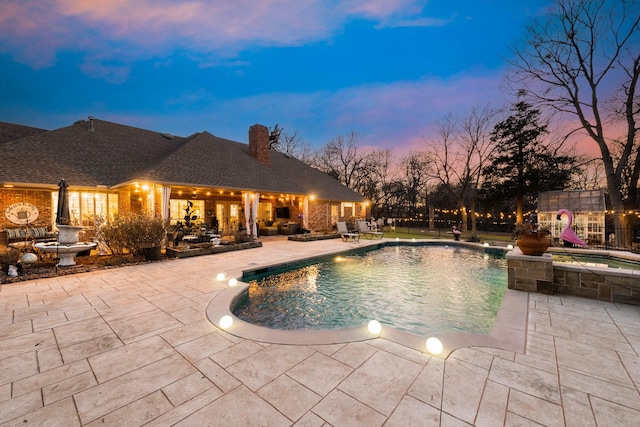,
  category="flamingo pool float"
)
[557,209,586,247]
